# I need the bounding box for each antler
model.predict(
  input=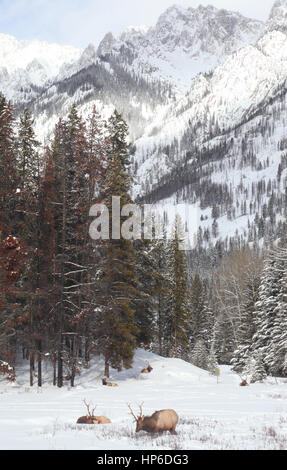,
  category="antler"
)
[138,402,144,418]
[127,403,138,422]
[83,399,96,417]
